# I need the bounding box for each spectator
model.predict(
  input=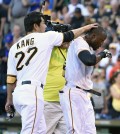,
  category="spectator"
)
[109,54,120,79]
[43,0,51,16]
[58,5,69,21]
[99,43,118,68]
[0,0,11,19]
[84,0,93,6]
[63,13,71,24]
[109,0,120,30]
[64,0,70,5]
[115,35,120,54]
[101,16,115,47]
[12,24,22,44]
[71,7,85,29]
[0,0,11,35]
[51,10,62,23]
[94,0,110,23]
[0,33,13,86]
[61,5,69,16]
[87,3,96,18]
[108,43,118,64]
[54,0,64,11]
[84,16,96,25]
[48,0,55,10]
[95,0,105,22]
[68,0,89,16]
[0,2,6,47]
[101,43,118,81]
[8,0,29,35]
[28,0,41,13]
[110,71,120,119]
[92,68,108,118]
[105,57,114,82]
